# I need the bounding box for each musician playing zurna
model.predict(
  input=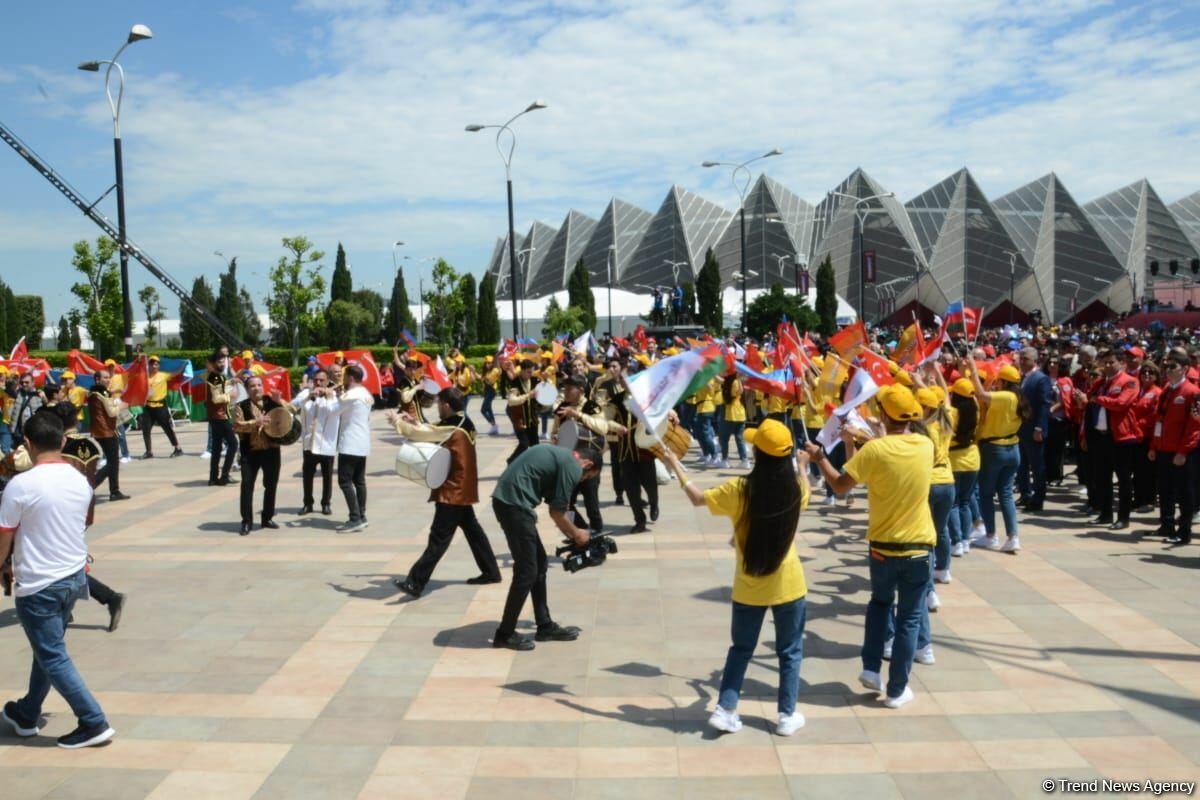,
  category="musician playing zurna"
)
[291,368,339,516]
[205,350,238,487]
[388,387,501,598]
[232,375,283,536]
[551,373,627,535]
[504,358,541,463]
